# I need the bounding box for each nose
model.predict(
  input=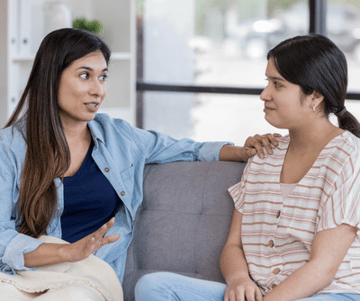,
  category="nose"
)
[90,79,106,98]
[260,85,270,102]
